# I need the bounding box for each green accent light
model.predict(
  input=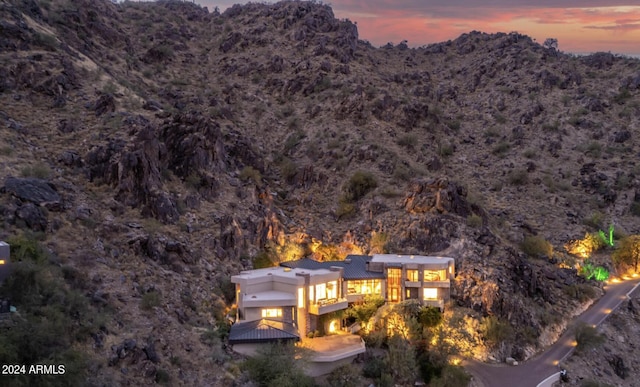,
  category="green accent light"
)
[579,260,609,281]
[598,225,615,247]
